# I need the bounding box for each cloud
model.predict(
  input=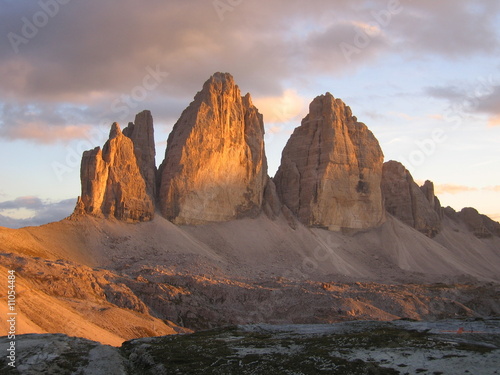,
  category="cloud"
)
[0,196,44,210]
[425,86,465,101]
[391,1,500,57]
[434,184,478,195]
[474,85,500,121]
[388,112,417,121]
[253,89,307,124]
[428,114,444,120]
[267,125,284,134]
[0,197,76,229]
[433,184,500,196]
[1,1,500,143]
[488,116,500,127]
[1,123,93,144]
[6,1,494,101]
[425,79,500,123]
